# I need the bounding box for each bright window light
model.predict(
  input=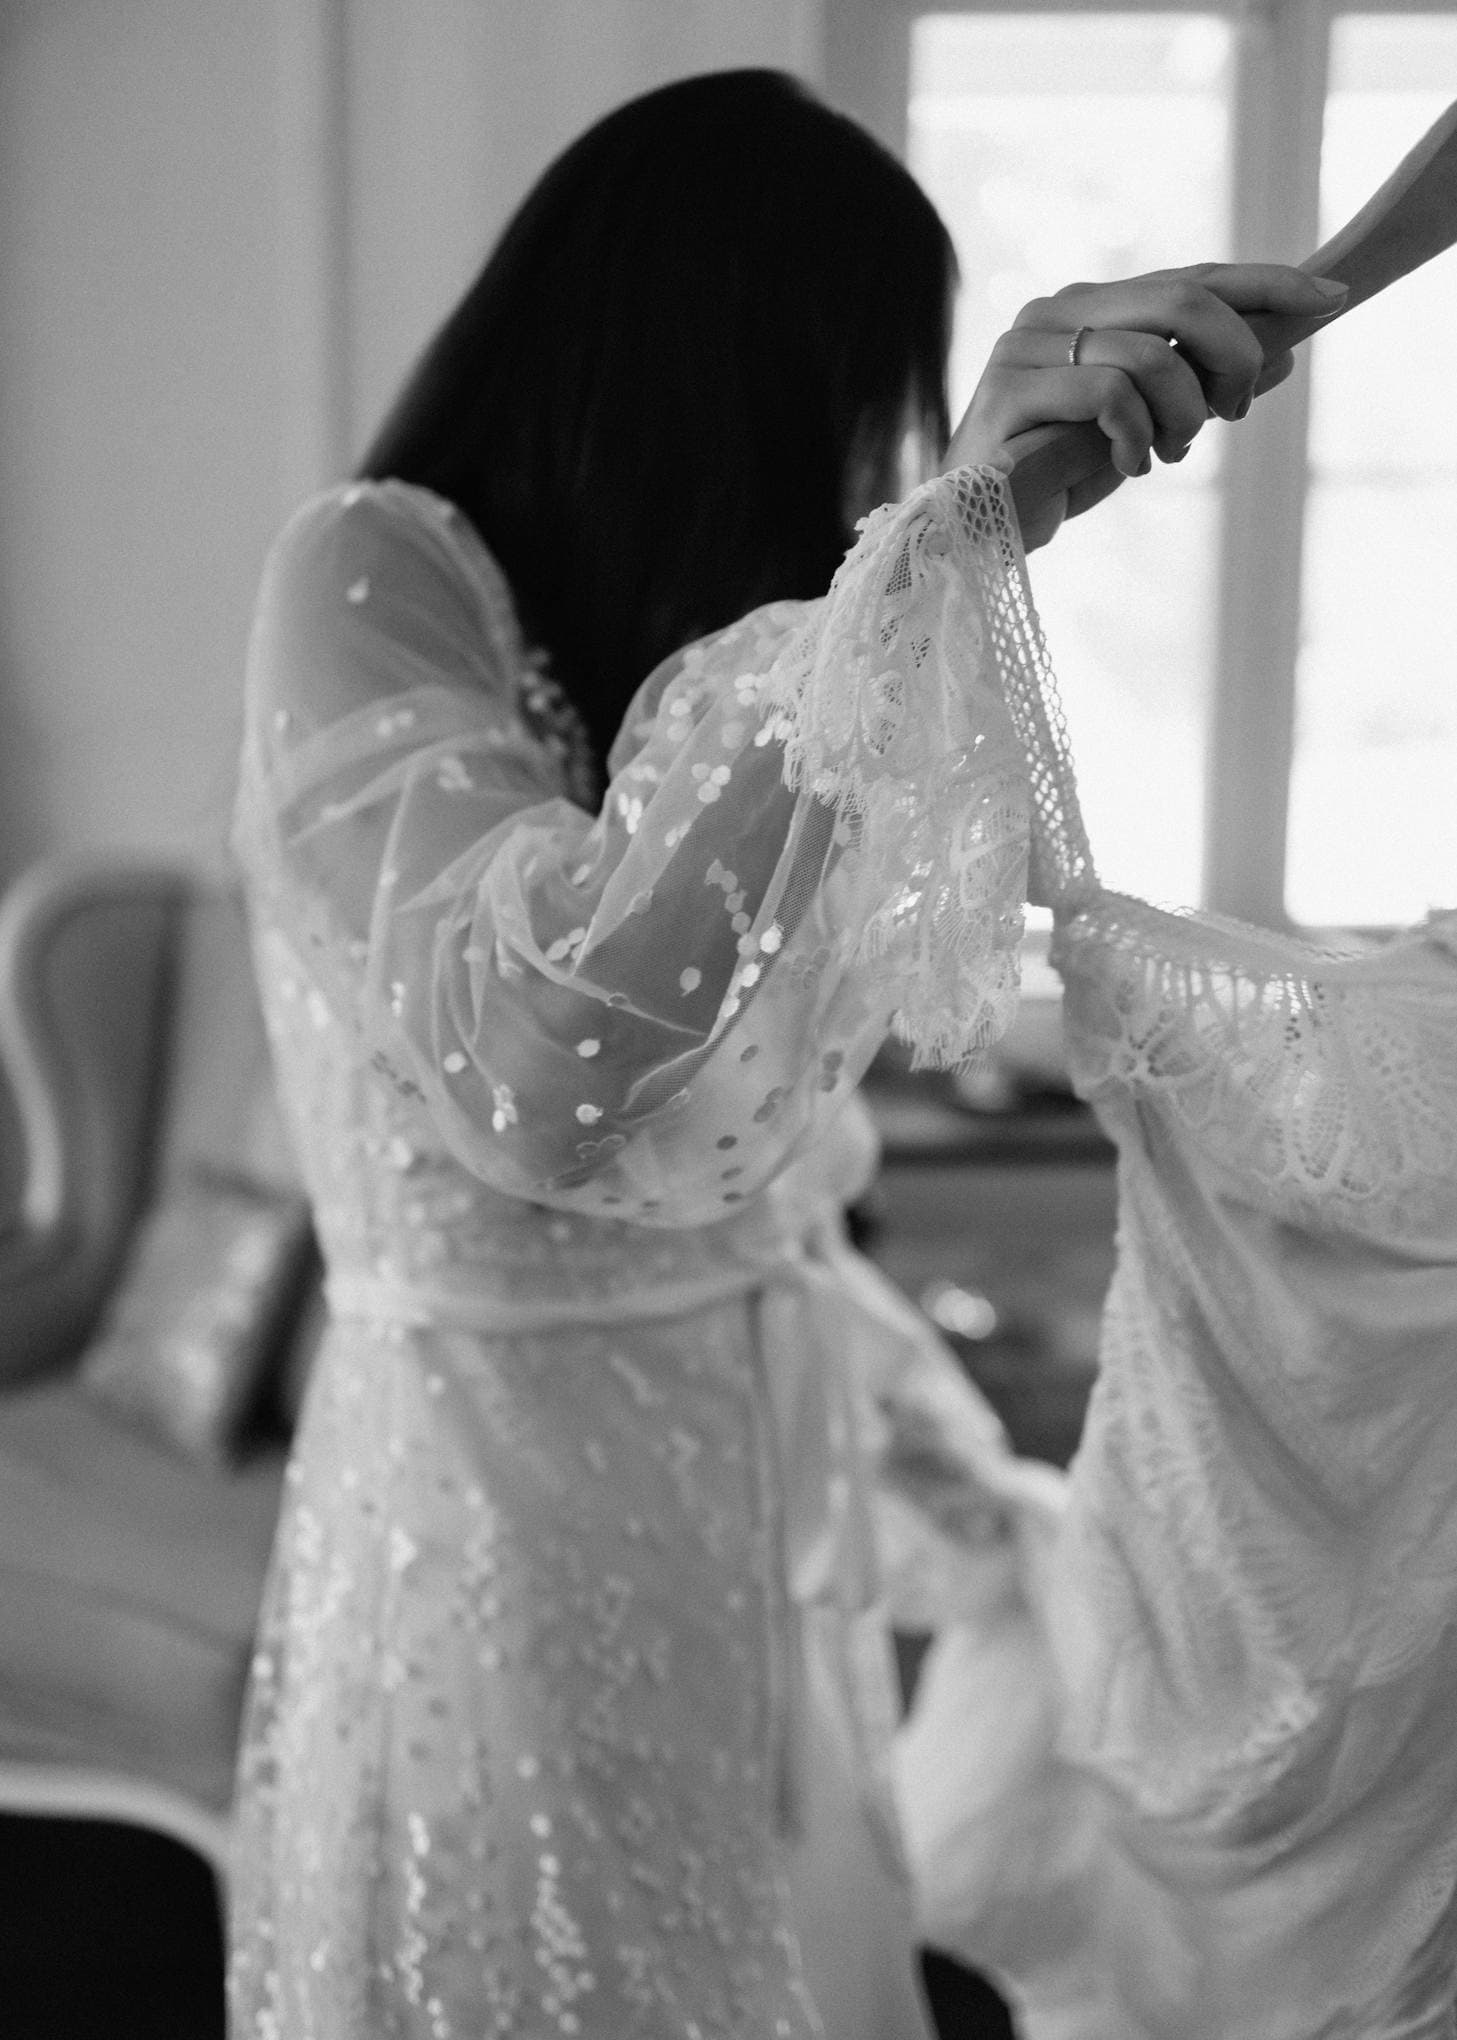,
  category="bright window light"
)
[1286,16,1457,927]
[910,14,1234,906]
